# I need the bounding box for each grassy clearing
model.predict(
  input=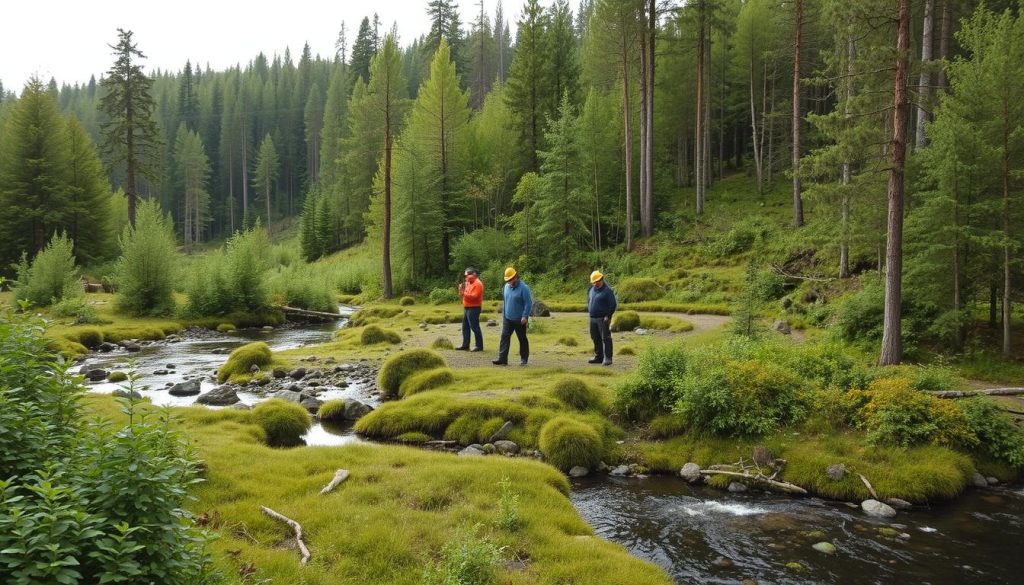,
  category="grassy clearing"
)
[82,395,672,585]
